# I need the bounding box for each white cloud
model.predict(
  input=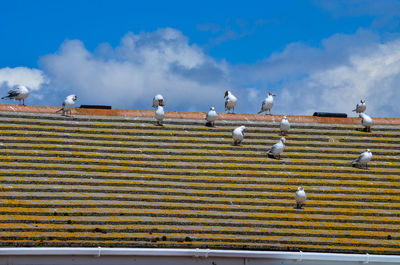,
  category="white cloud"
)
[232,29,400,117]
[39,28,230,111]
[1,27,399,117]
[0,67,47,91]
[274,37,400,117]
